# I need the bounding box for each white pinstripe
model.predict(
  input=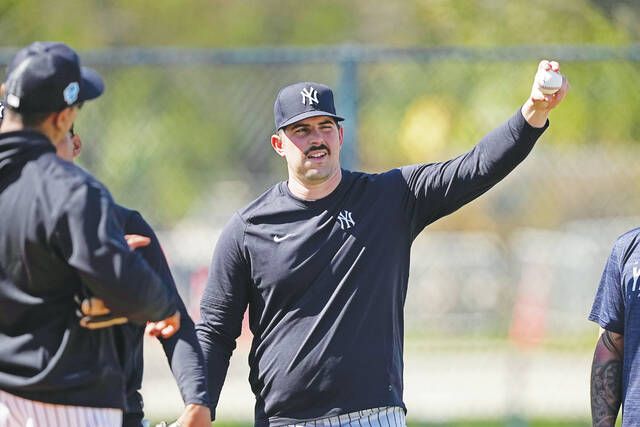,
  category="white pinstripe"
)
[288,406,405,427]
[0,389,122,427]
